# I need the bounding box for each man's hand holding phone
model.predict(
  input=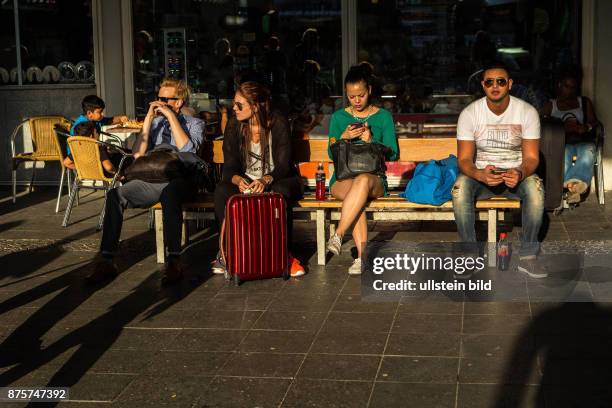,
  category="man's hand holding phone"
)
[501,168,522,188]
[481,165,504,186]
